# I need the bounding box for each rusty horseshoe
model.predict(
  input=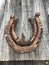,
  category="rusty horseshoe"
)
[5,12,42,53]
